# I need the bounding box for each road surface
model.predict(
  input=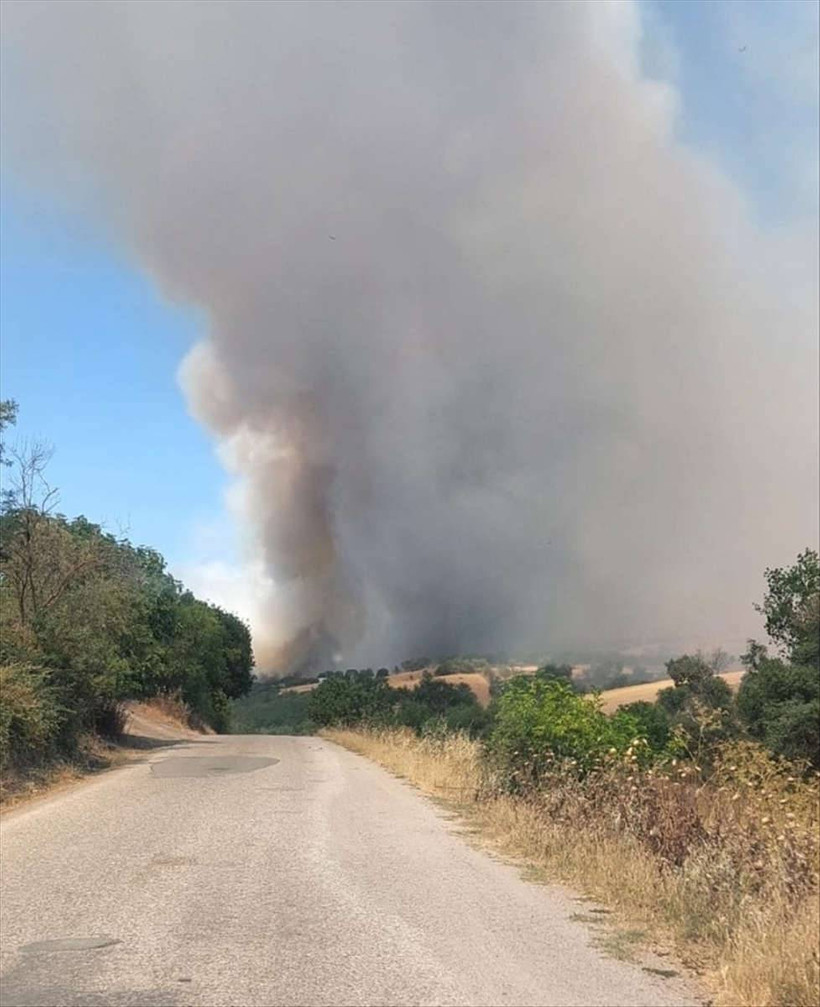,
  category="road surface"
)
[1,735,699,1006]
